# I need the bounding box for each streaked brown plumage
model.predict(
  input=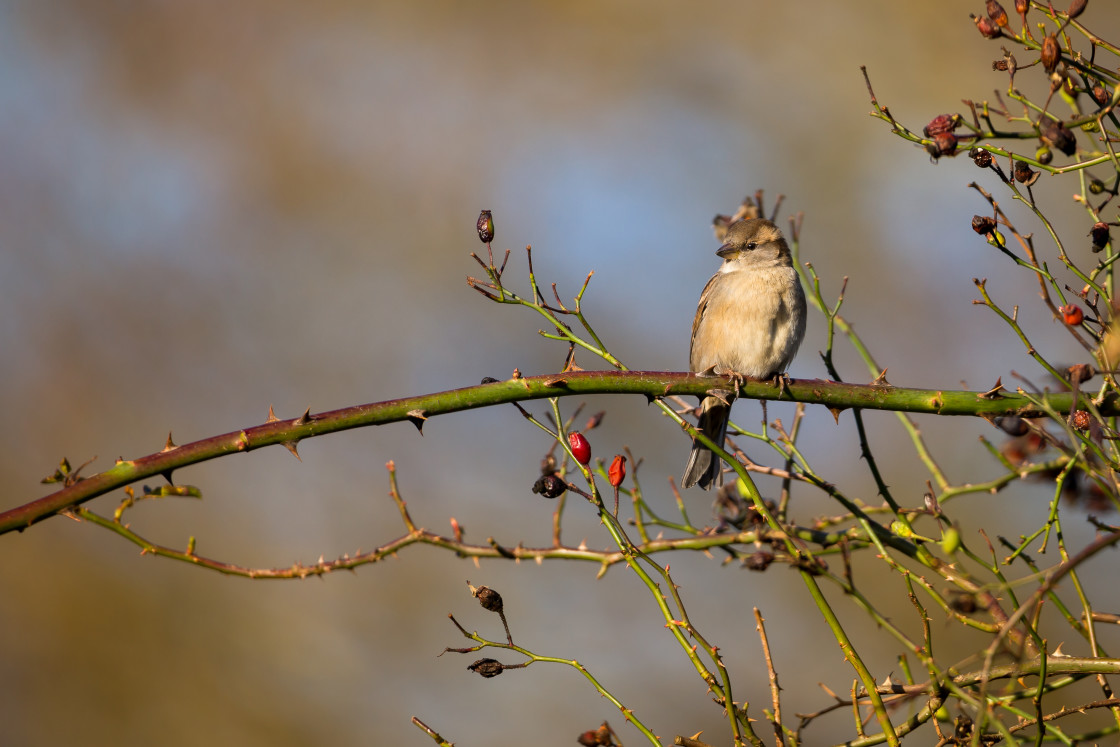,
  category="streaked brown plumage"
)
[681,218,806,490]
